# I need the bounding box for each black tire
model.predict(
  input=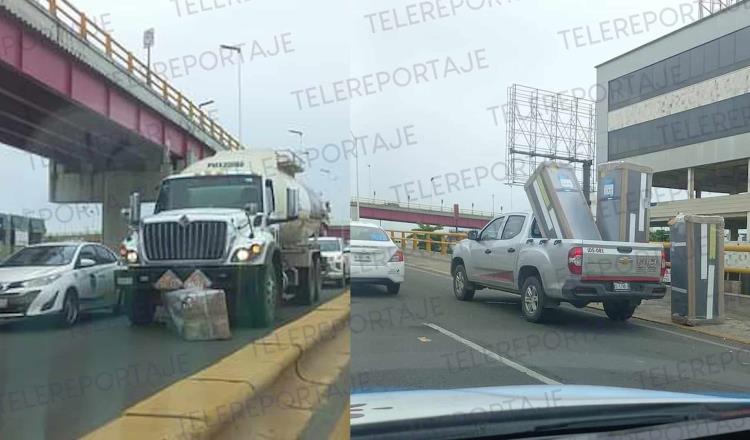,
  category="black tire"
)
[521,276,548,323]
[58,289,79,327]
[294,258,321,305]
[452,265,475,301]
[248,265,280,328]
[387,282,401,295]
[603,300,637,322]
[112,290,123,315]
[128,290,156,326]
